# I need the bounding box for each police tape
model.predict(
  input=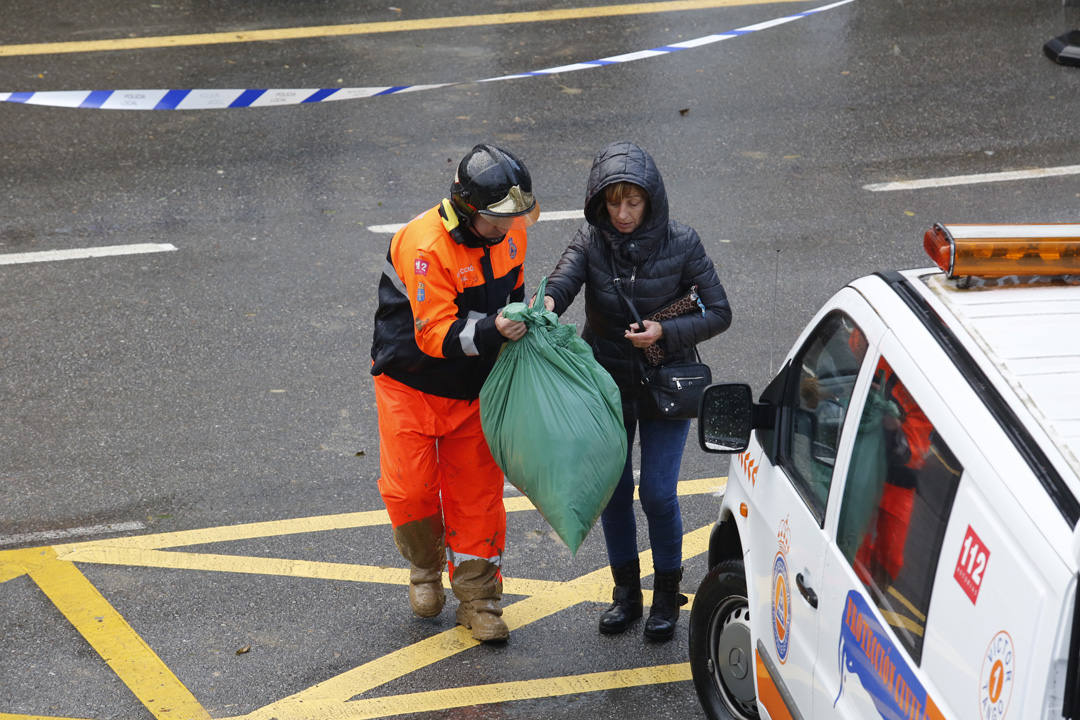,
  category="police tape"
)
[0,0,852,110]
